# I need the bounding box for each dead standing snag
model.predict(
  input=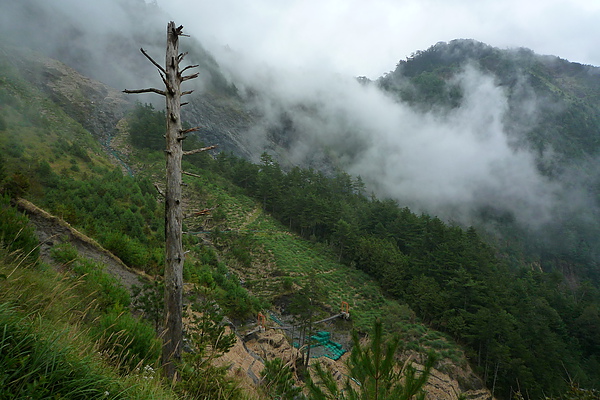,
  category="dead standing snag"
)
[123,21,215,379]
